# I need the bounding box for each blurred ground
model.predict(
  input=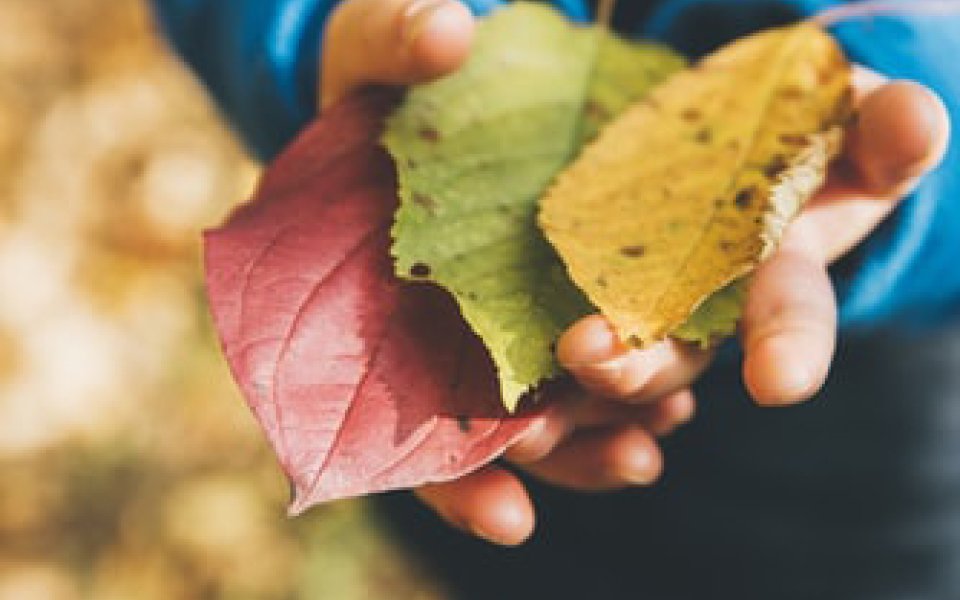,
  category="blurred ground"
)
[0,1,444,598]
